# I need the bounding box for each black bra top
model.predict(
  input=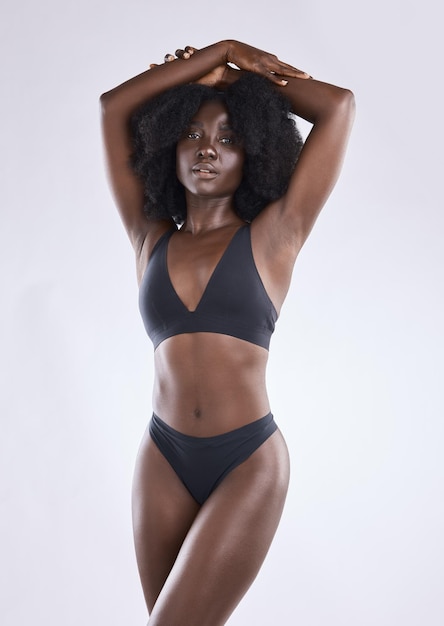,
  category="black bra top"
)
[139,225,278,350]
